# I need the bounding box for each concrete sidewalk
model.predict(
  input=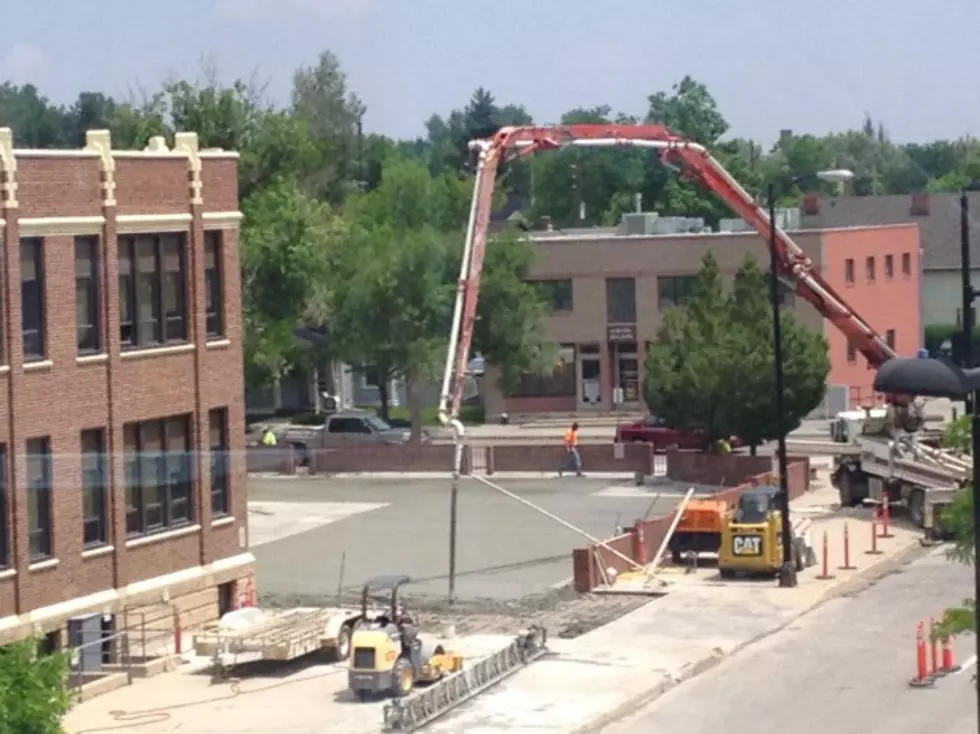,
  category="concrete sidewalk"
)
[426,489,926,733]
